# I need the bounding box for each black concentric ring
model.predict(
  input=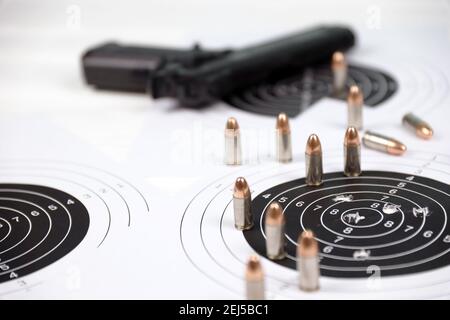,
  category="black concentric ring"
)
[226,64,397,117]
[0,184,89,283]
[246,171,450,277]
